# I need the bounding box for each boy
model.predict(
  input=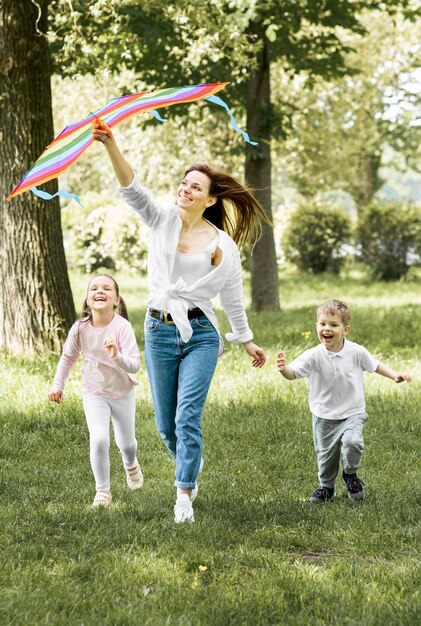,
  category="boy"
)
[277,299,412,503]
